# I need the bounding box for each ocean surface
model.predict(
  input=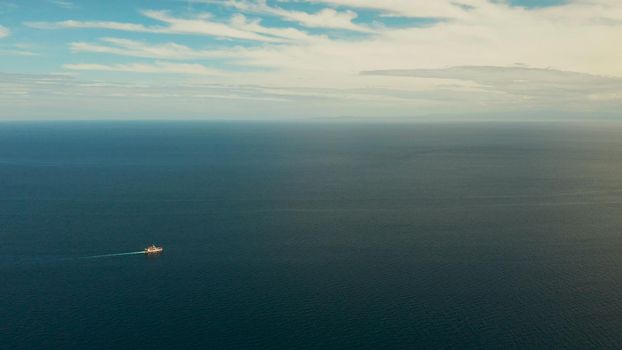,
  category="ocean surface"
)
[3,121,622,349]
